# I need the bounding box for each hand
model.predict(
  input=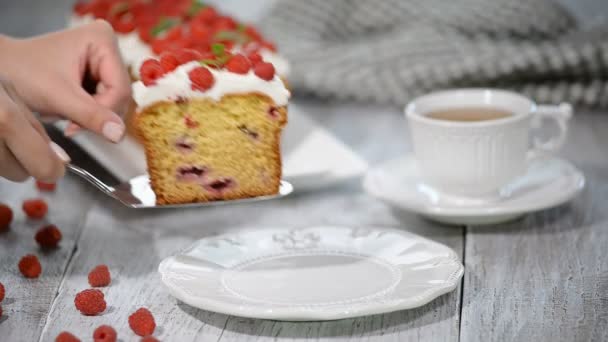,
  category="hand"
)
[0,20,131,142]
[0,78,69,182]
